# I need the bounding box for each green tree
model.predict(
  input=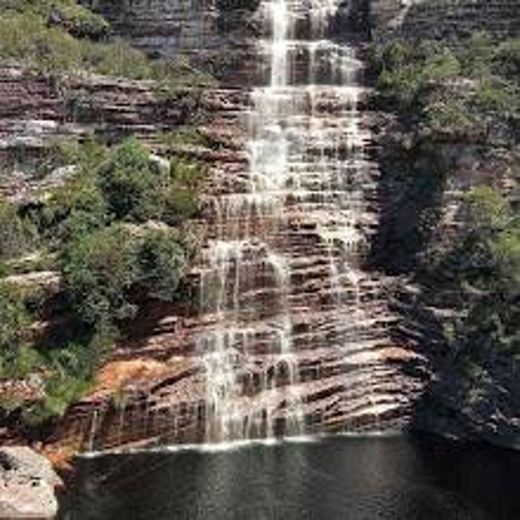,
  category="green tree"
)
[437,188,519,357]
[0,283,39,378]
[97,139,163,222]
[42,173,108,245]
[0,200,37,260]
[61,224,137,328]
[493,38,520,82]
[136,230,187,301]
[0,283,29,350]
